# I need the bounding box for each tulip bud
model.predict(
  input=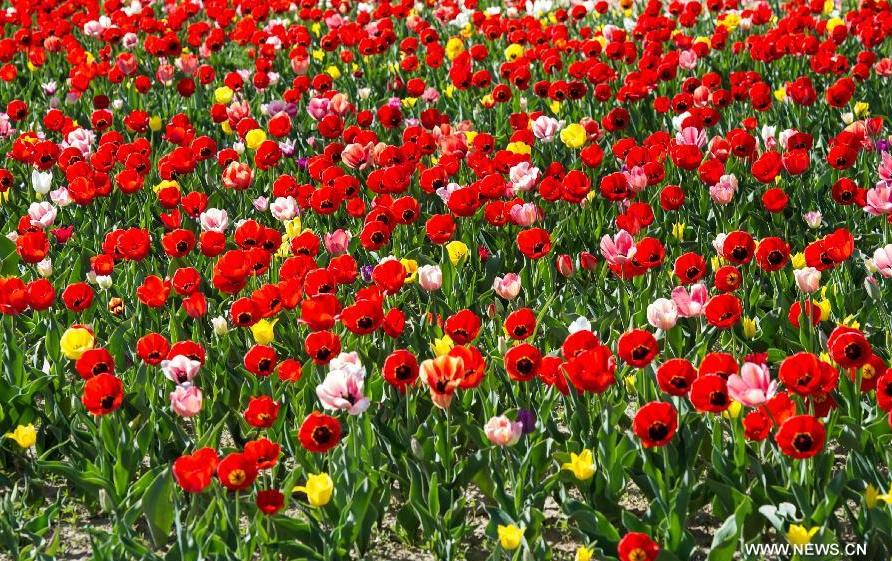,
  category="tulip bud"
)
[212,316,229,336]
[555,254,574,277]
[170,384,203,417]
[794,267,821,293]
[579,251,598,271]
[493,273,522,300]
[418,264,443,291]
[36,258,53,277]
